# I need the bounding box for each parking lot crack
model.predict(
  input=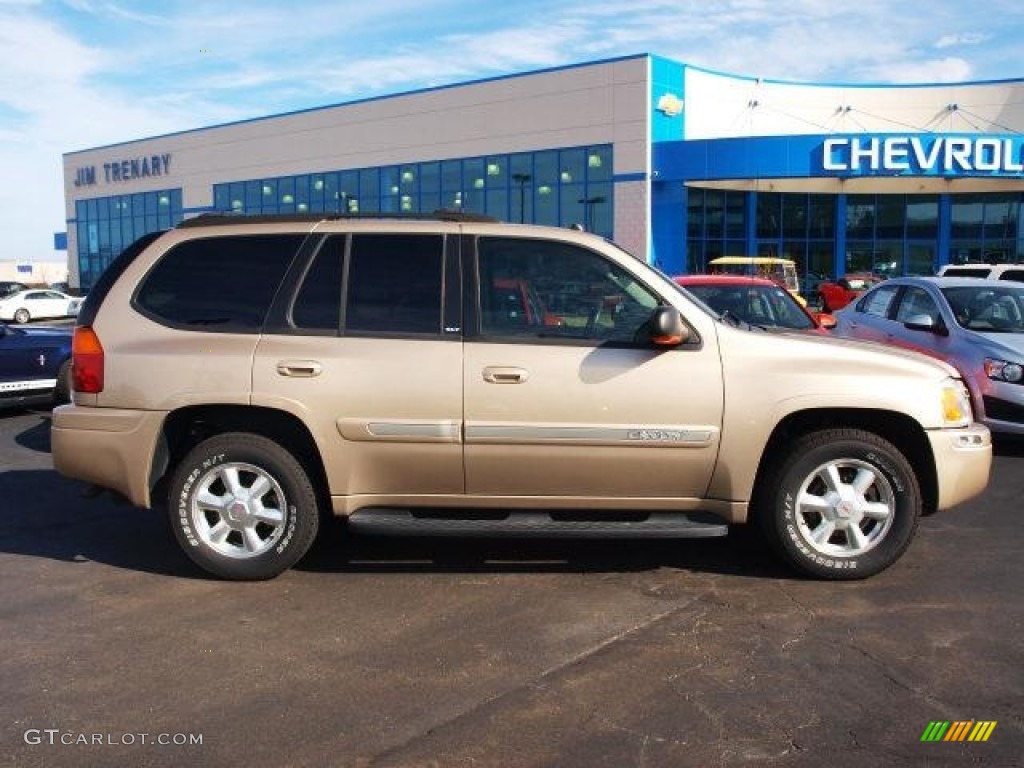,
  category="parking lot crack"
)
[364,597,705,765]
